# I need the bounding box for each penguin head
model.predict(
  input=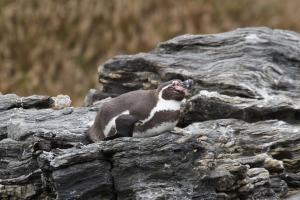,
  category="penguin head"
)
[157,79,193,101]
